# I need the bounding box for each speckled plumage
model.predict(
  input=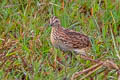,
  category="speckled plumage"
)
[50,16,91,54]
